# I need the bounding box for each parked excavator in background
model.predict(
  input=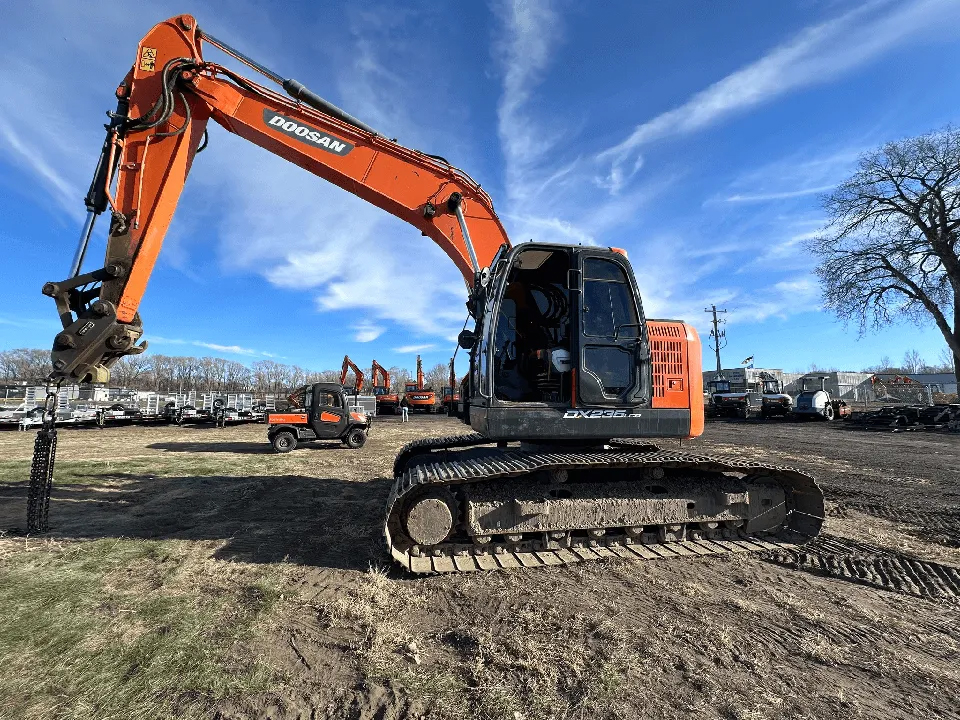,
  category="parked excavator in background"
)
[371,359,400,415]
[435,357,459,414]
[36,14,824,573]
[439,384,461,414]
[402,355,436,413]
[339,354,364,398]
